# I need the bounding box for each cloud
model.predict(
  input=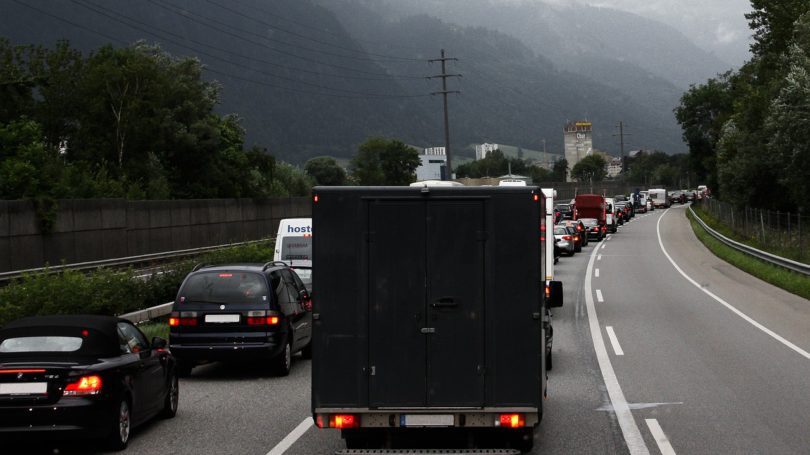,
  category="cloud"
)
[714,22,740,45]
